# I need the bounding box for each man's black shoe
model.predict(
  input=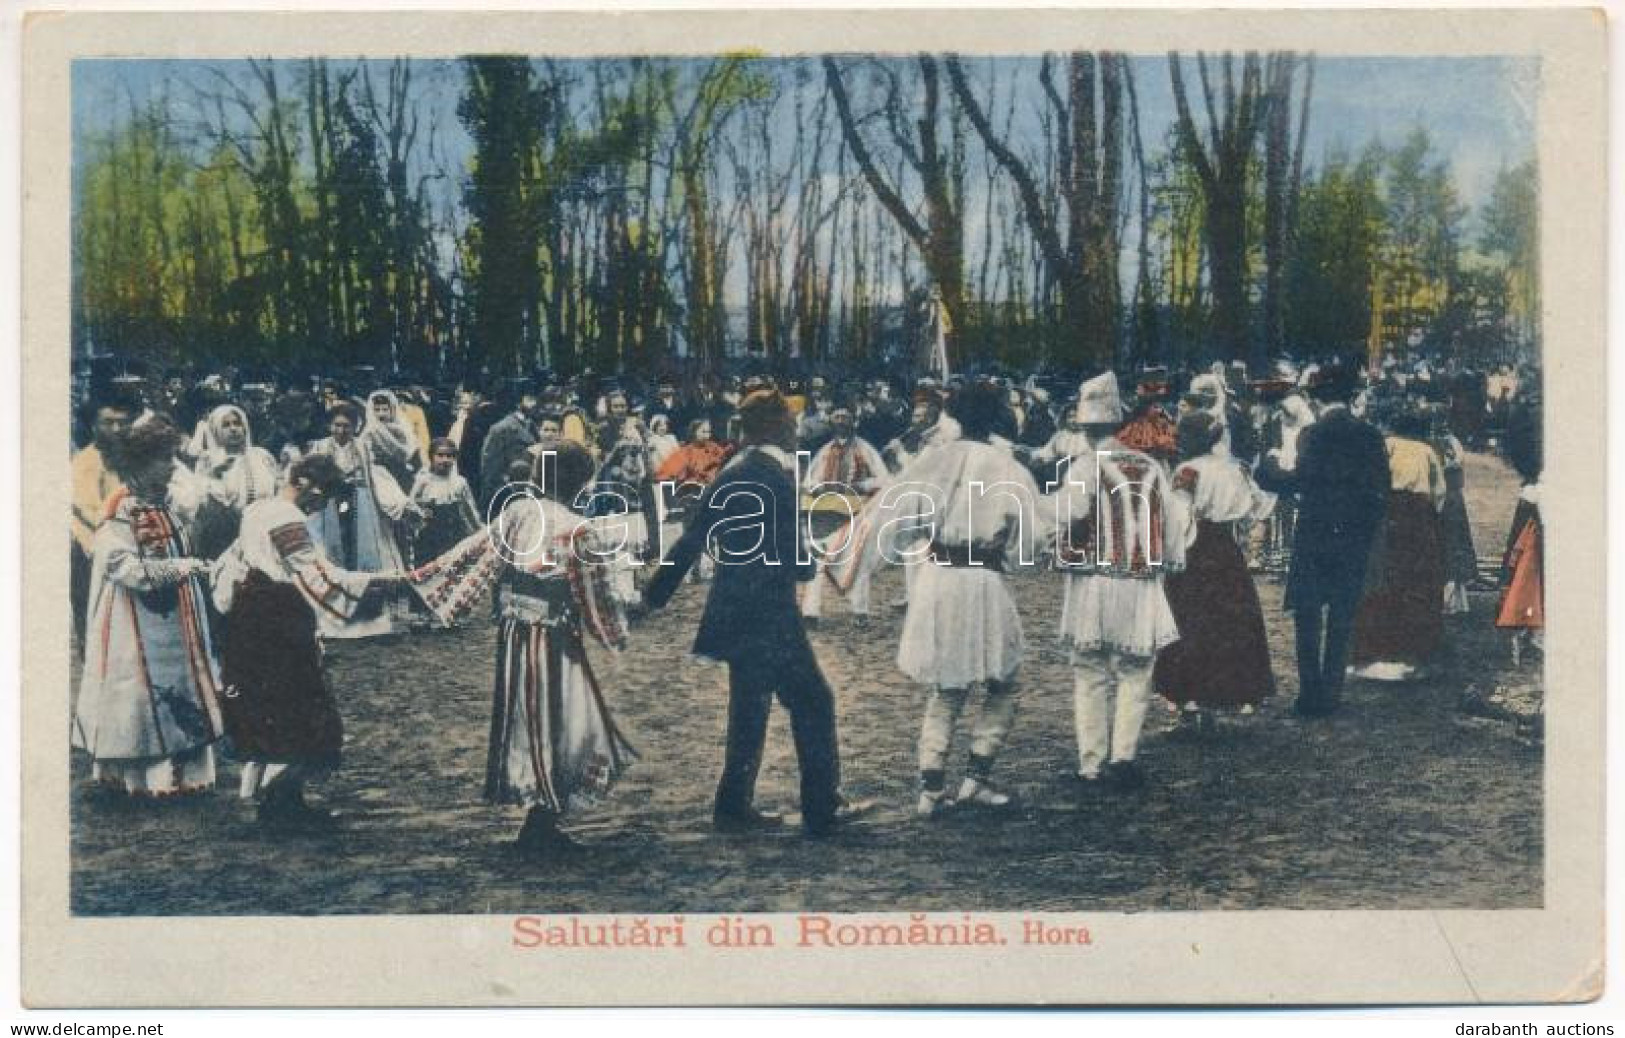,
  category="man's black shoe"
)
[804,796,877,839]
[1293,698,1337,719]
[712,808,785,834]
